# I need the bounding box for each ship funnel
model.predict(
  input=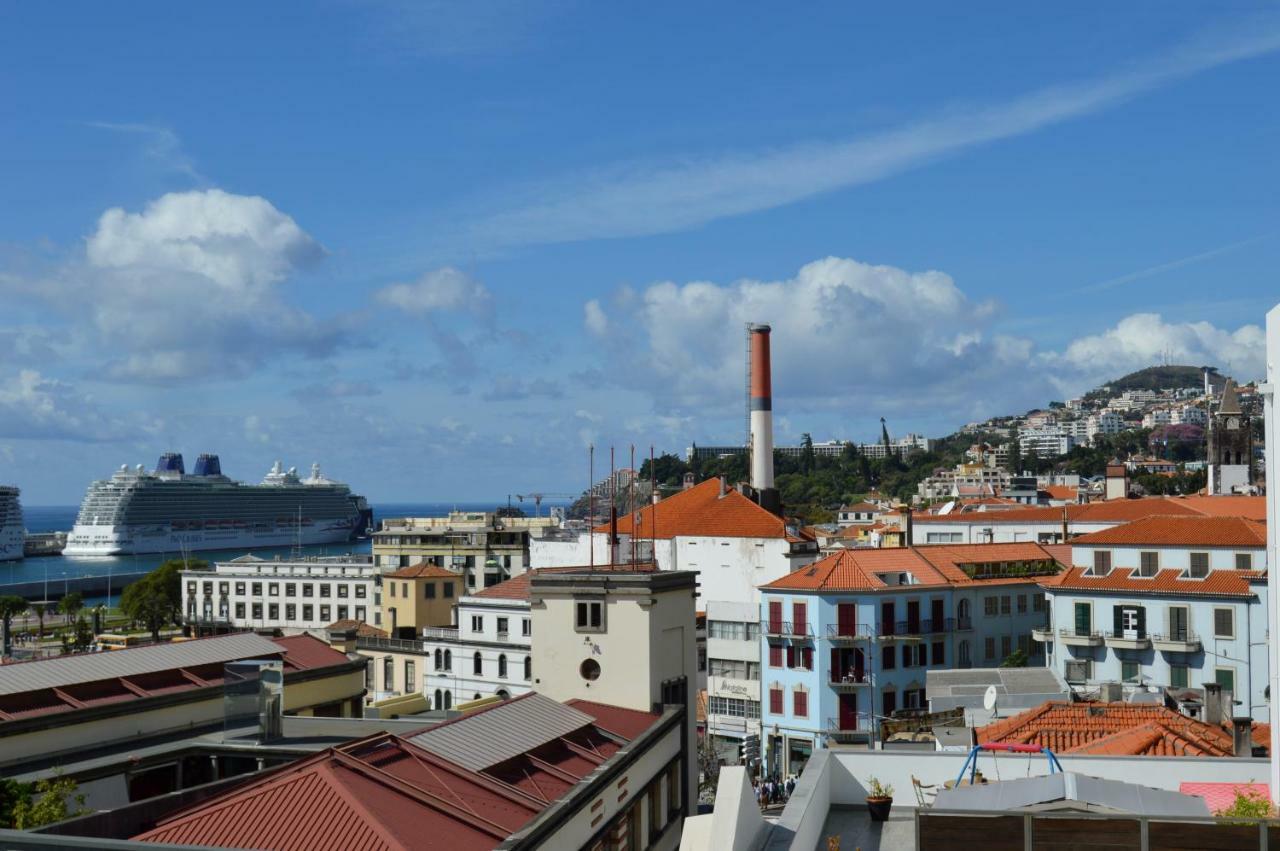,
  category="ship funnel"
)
[748,323,782,515]
[194,454,222,477]
[156,452,185,474]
